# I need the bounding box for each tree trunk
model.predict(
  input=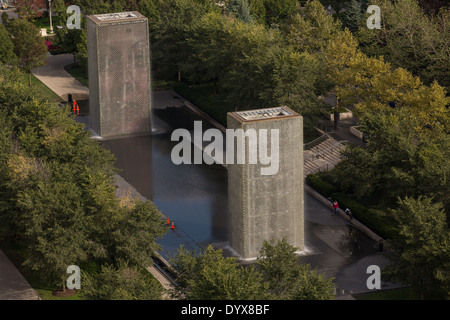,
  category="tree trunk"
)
[178,69,181,83]
[334,111,340,129]
[62,279,66,293]
[28,72,32,86]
